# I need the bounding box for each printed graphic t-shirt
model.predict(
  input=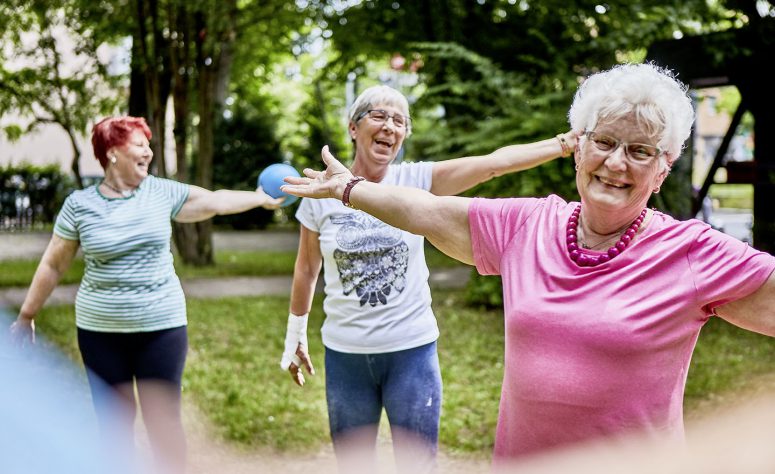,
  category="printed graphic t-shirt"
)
[295,161,439,353]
